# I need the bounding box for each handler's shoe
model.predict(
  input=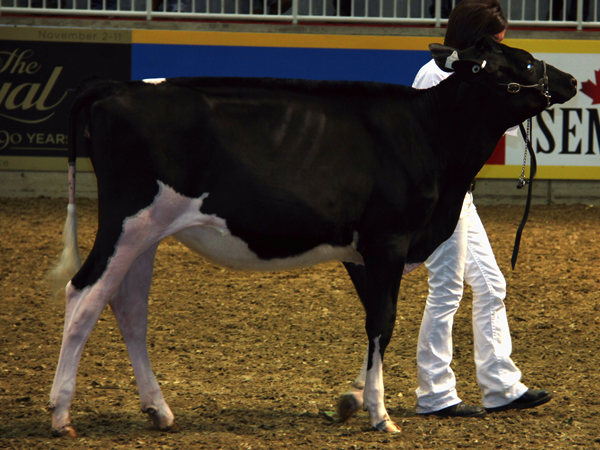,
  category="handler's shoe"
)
[419,402,486,418]
[485,389,553,413]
